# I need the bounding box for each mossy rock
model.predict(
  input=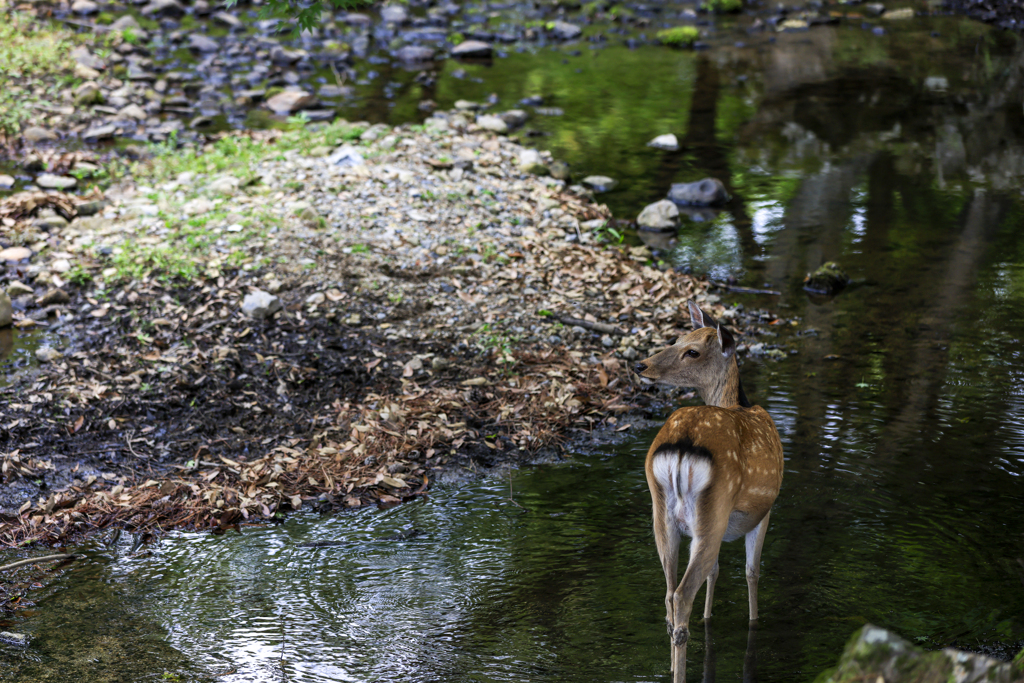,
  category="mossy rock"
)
[701,0,743,12]
[816,625,1024,683]
[656,26,700,47]
[803,261,849,296]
